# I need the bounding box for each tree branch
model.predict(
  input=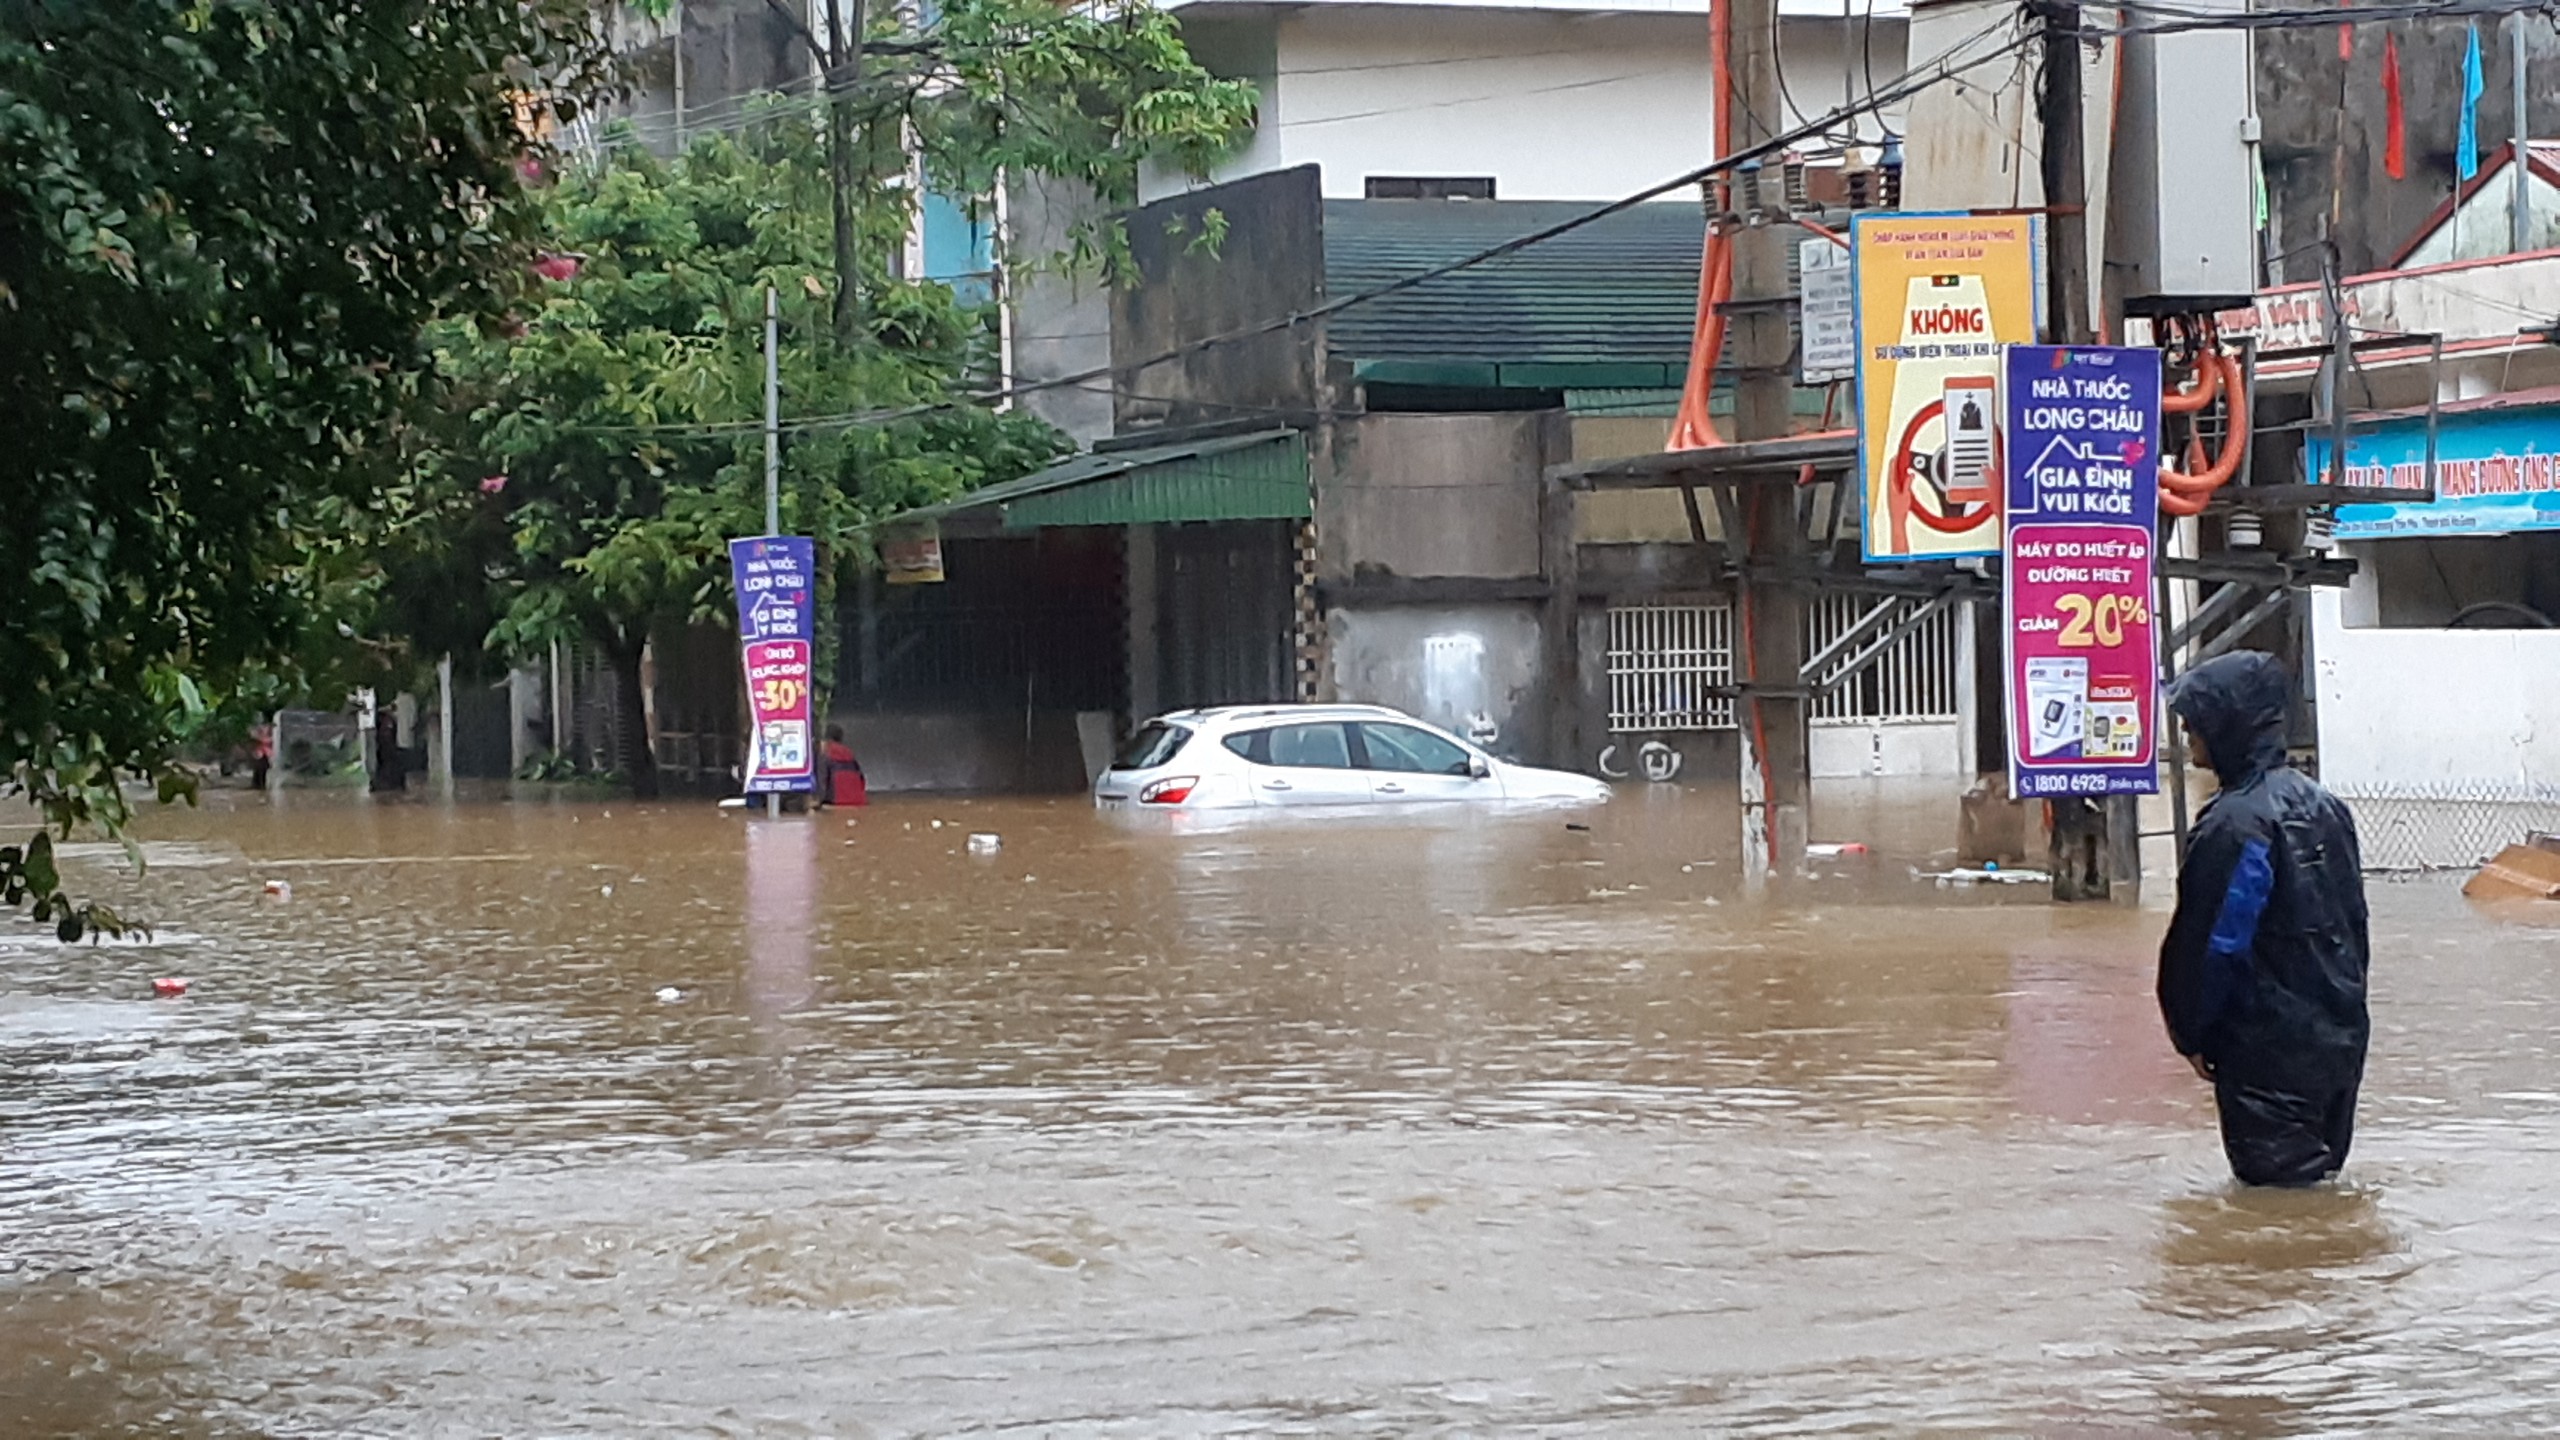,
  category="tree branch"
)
[760,0,829,64]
